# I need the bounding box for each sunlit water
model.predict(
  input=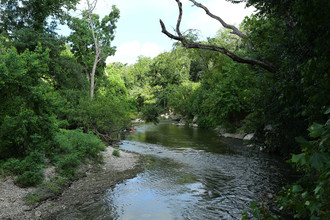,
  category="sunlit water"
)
[54,121,294,219]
